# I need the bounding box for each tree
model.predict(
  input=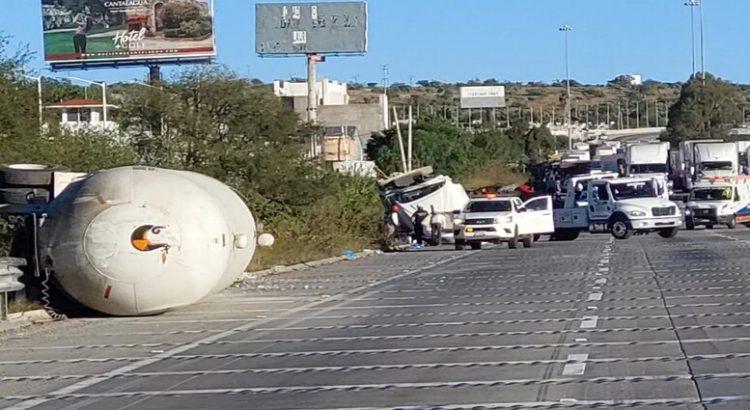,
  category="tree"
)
[665,73,745,143]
